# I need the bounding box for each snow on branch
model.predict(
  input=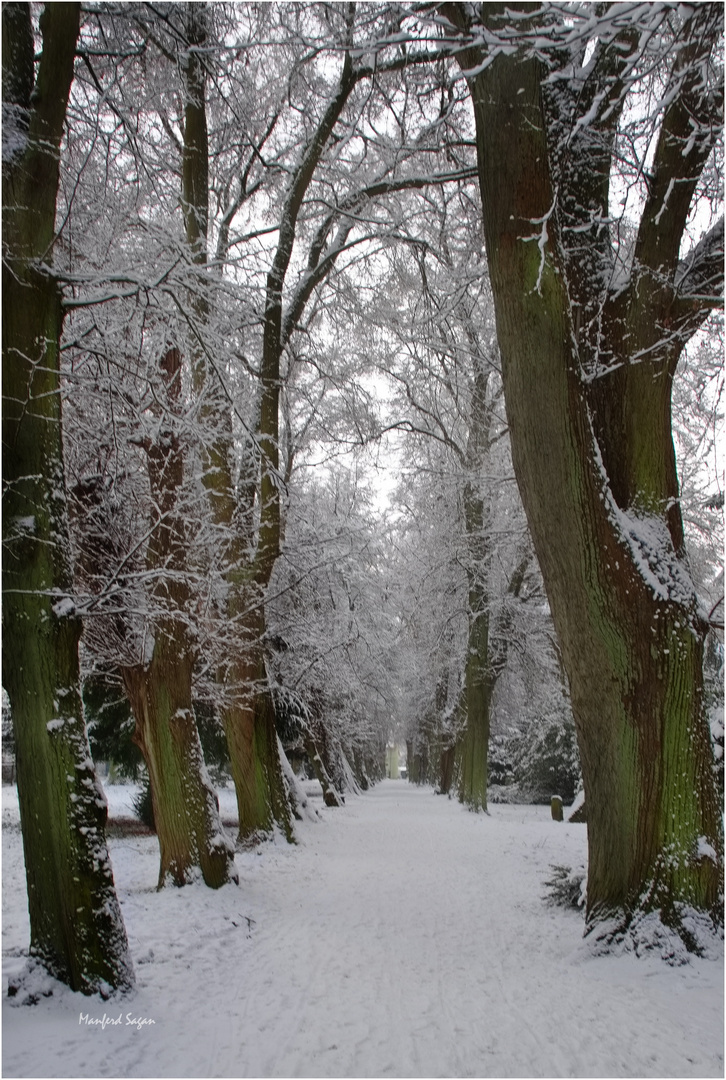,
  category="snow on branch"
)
[434,2,675,80]
[675,218,724,306]
[522,193,558,294]
[60,260,183,310]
